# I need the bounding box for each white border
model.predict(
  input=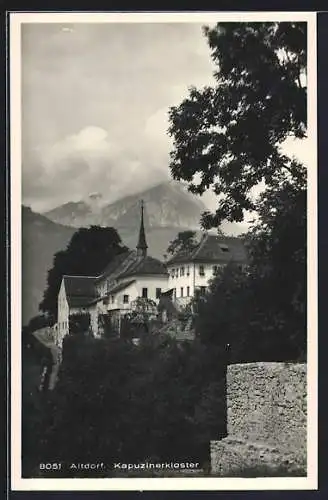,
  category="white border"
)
[10,11,318,491]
